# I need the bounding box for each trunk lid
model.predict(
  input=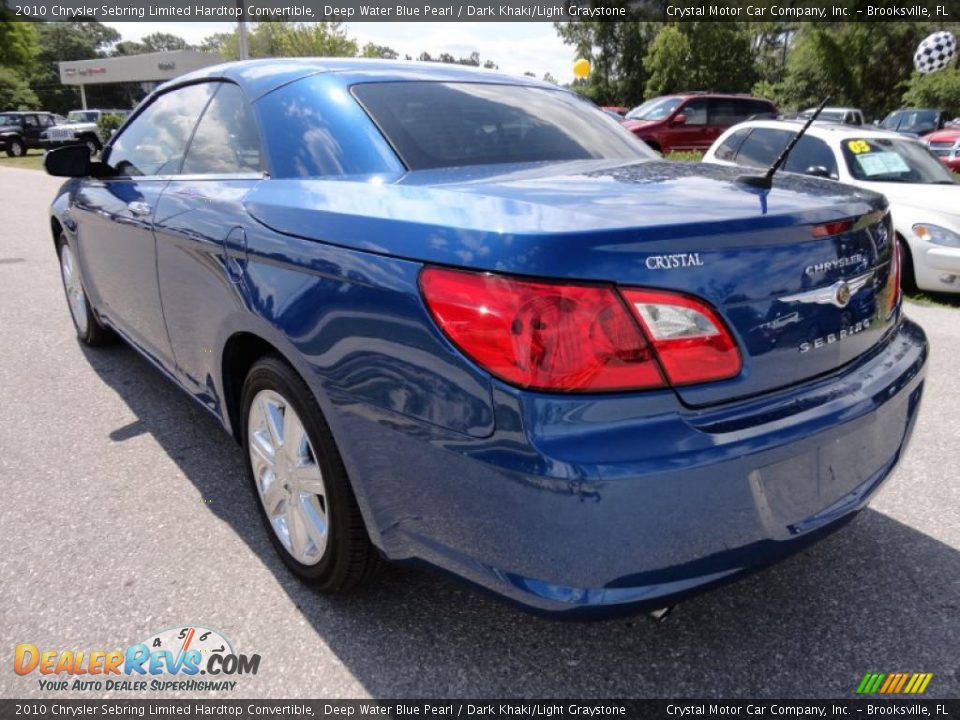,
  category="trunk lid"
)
[245,159,896,406]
